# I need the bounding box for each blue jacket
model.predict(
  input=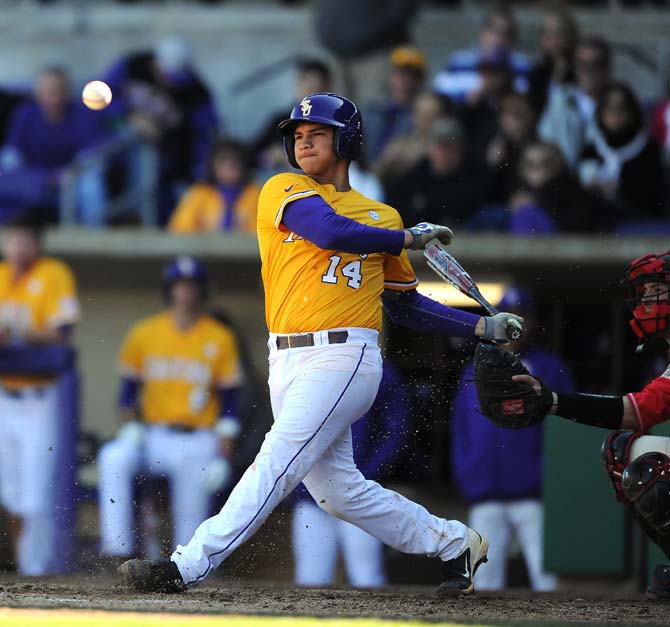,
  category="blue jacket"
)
[293,361,410,503]
[450,347,574,503]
